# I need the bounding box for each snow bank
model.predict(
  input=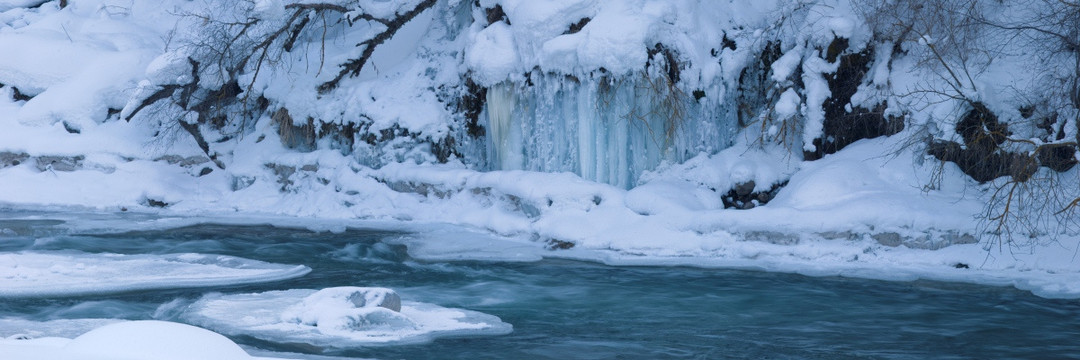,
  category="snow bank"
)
[181,287,512,347]
[0,251,311,297]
